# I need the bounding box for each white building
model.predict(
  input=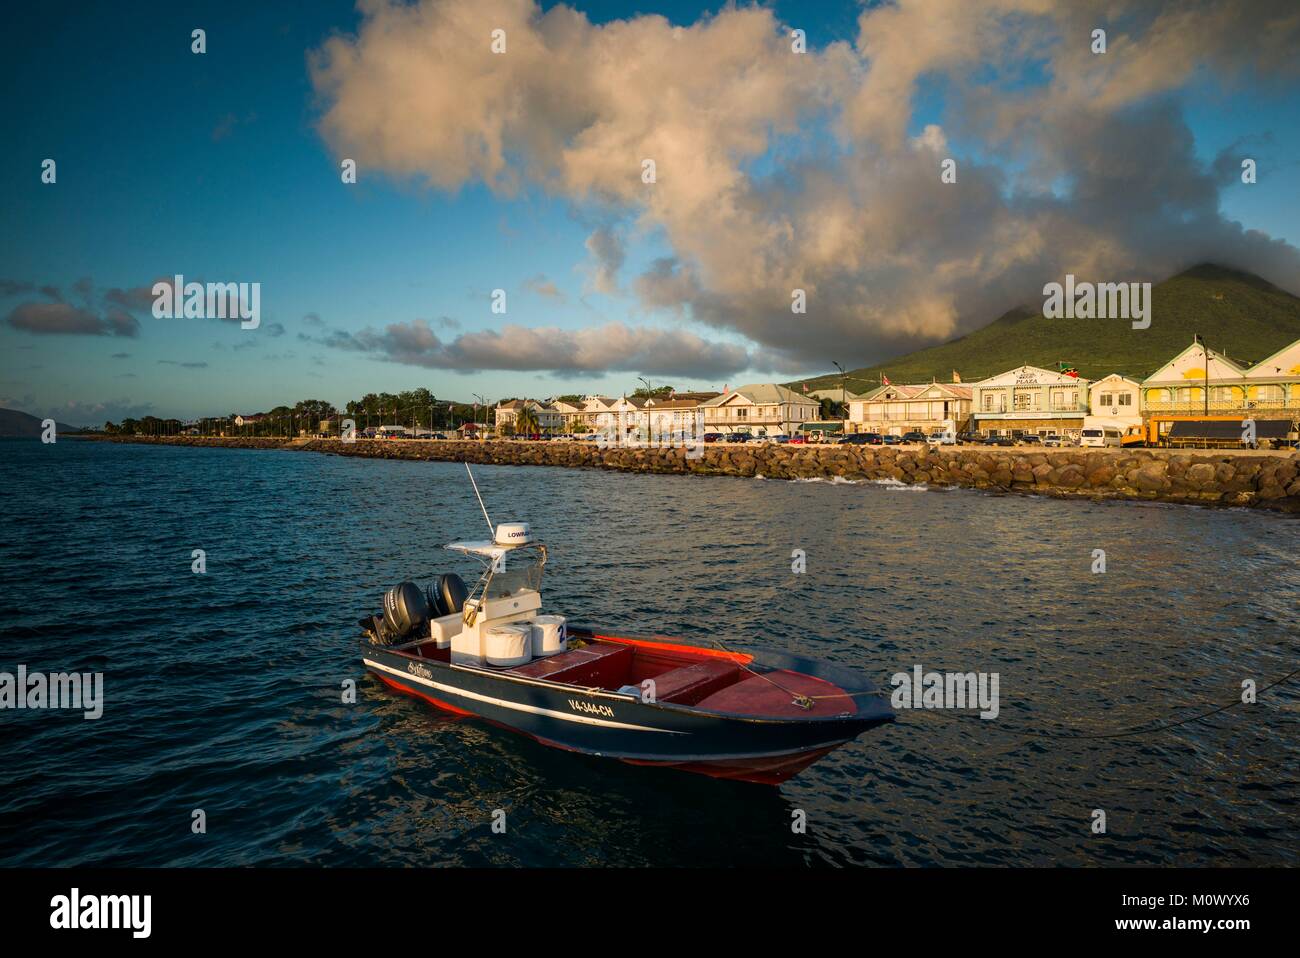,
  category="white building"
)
[971,365,1091,438]
[700,384,820,436]
[494,399,566,434]
[1085,374,1142,435]
[847,382,973,436]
